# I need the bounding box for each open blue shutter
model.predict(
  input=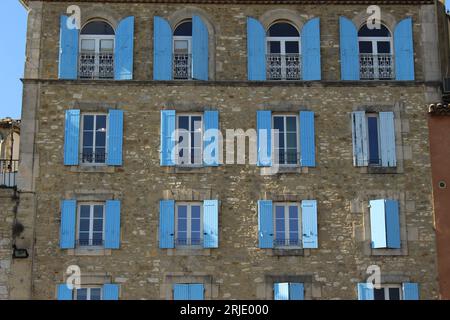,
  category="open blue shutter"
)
[301,18,321,81]
[247,17,266,80]
[379,112,396,167]
[59,15,79,79]
[64,109,80,165]
[339,17,359,80]
[159,200,175,248]
[103,284,120,300]
[174,284,189,300]
[257,111,272,167]
[160,110,176,166]
[369,199,387,249]
[351,111,368,167]
[300,111,316,167]
[154,17,173,80]
[258,200,273,248]
[203,200,219,248]
[114,16,134,80]
[203,110,219,166]
[274,283,290,300]
[403,283,419,300]
[289,283,305,300]
[105,200,121,249]
[385,200,401,249]
[57,284,73,300]
[60,200,76,249]
[189,284,205,300]
[302,200,318,249]
[107,110,124,166]
[357,283,374,300]
[192,16,209,80]
[394,18,415,81]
